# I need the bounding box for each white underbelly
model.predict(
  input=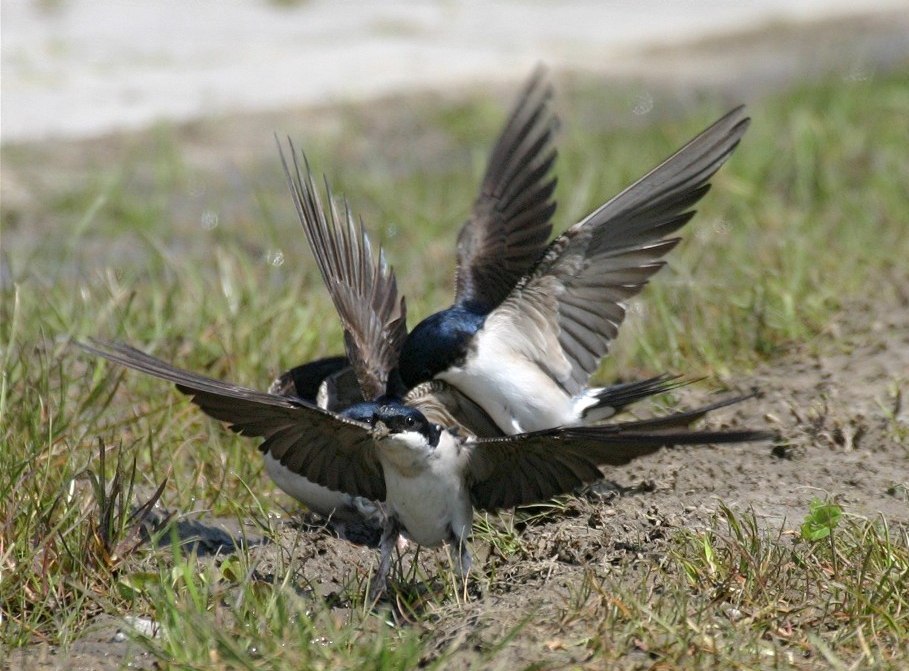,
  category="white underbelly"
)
[383,466,472,548]
[263,452,357,519]
[440,349,576,434]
